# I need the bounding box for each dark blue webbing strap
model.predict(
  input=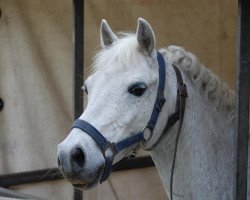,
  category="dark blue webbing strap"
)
[114,132,144,152]
[147,51,166,130]
[101,157,113,183]
[72,119,113,183]
[72,119,110,150]
[72,119,145,154]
